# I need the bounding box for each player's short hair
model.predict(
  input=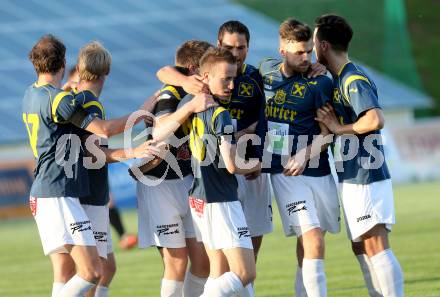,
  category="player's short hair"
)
[77,41,111,81]
[279,18,312,42]
[28,34,66,74]
[315,14,353,52]
[218,20,250,45]
[199,47,237,74]
[175,40,213,68]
